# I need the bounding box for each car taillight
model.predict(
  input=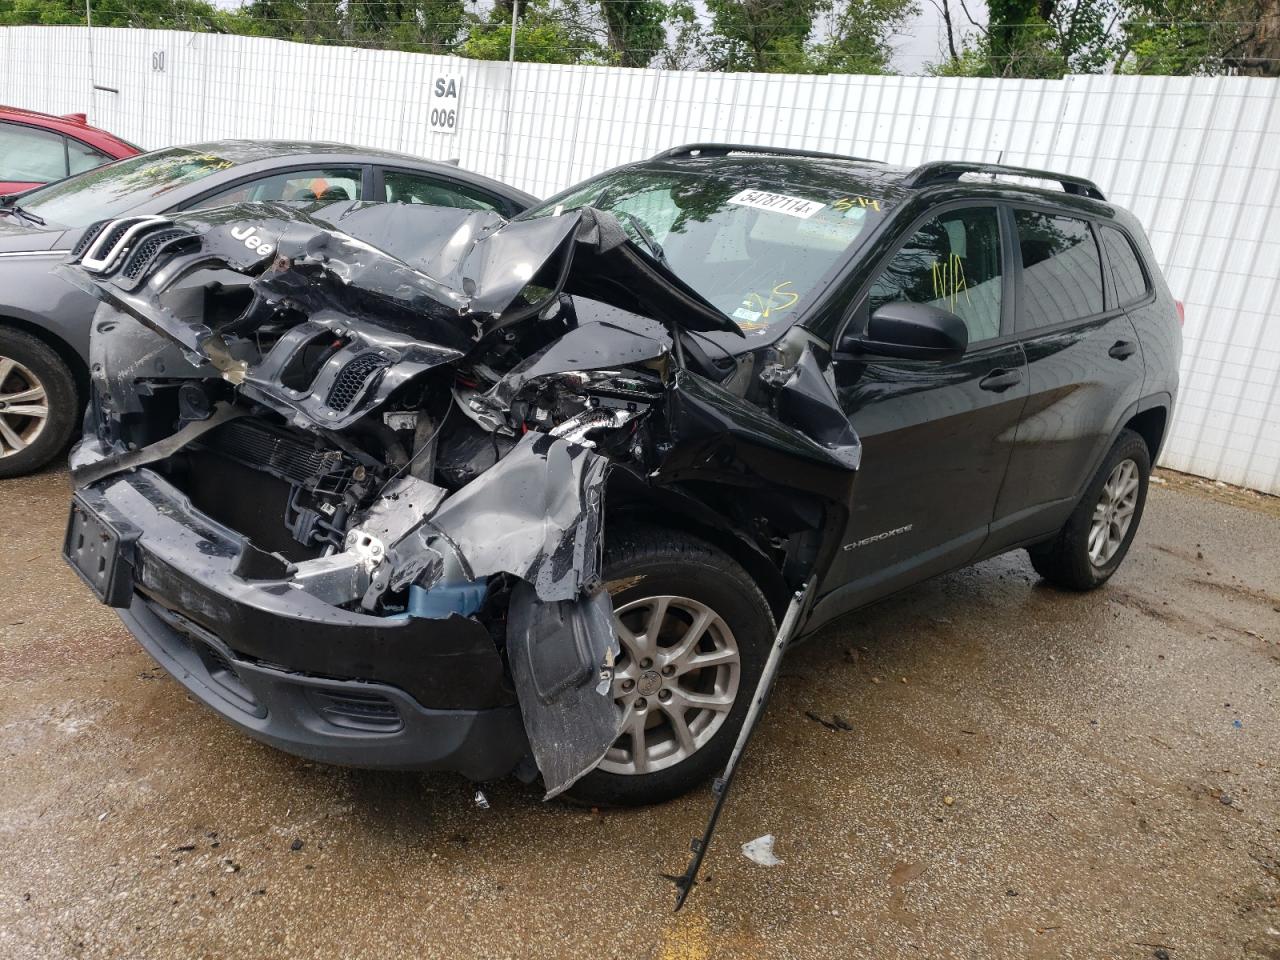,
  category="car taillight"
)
[1174,300,1185,326]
